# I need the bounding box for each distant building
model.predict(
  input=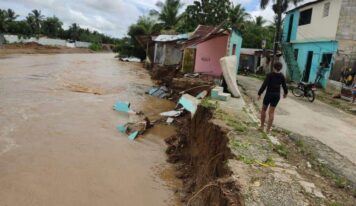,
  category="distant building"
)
[282,0,356,88]
[182,25,243,77]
